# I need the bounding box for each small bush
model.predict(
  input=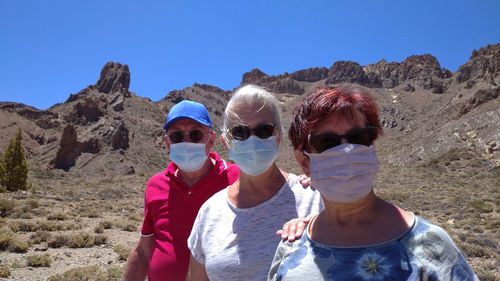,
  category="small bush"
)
[0,265,11,278]
[113,245,131,261]
[48,235,68,248]
[99,220,113,229]
[93,234,108,246]
[94,224,104,233]
[0,198,16,217]
[0,229,14,250]
[47,213,67,221]
[9,239,29,253]
[68,232,94,248]
[30,231,52,244]
[27,253,51,267]
[121,223,137,232]
[9,220,38,232]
